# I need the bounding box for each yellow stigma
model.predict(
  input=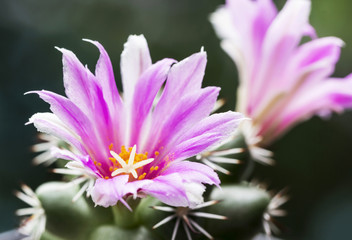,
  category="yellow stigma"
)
[109,145,154,179]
